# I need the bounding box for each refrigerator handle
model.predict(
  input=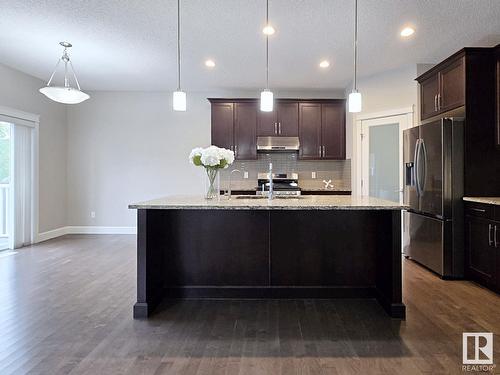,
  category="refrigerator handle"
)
[414,138,421,196]
[419,139,428,196]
